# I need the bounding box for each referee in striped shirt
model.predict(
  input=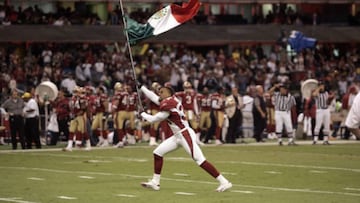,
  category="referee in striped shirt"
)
[312,82,332,145]
[268,83,297,146]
